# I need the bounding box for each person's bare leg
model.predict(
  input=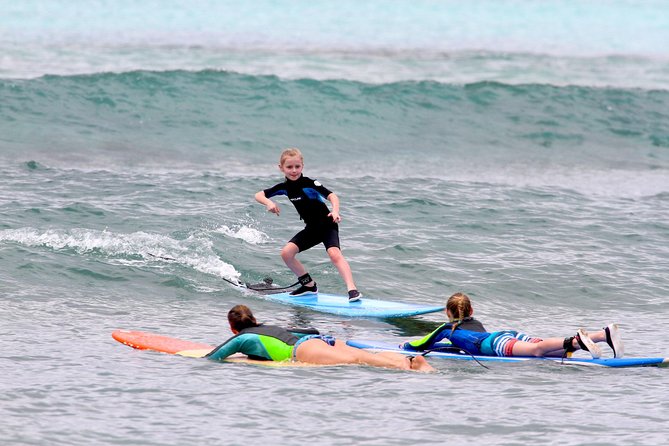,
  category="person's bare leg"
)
[296,340,434,372]
[512,330,609,358]
[586,329,607,343]
[281,242,315,286]
[511,338,568,357]
[327,247,356,291]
